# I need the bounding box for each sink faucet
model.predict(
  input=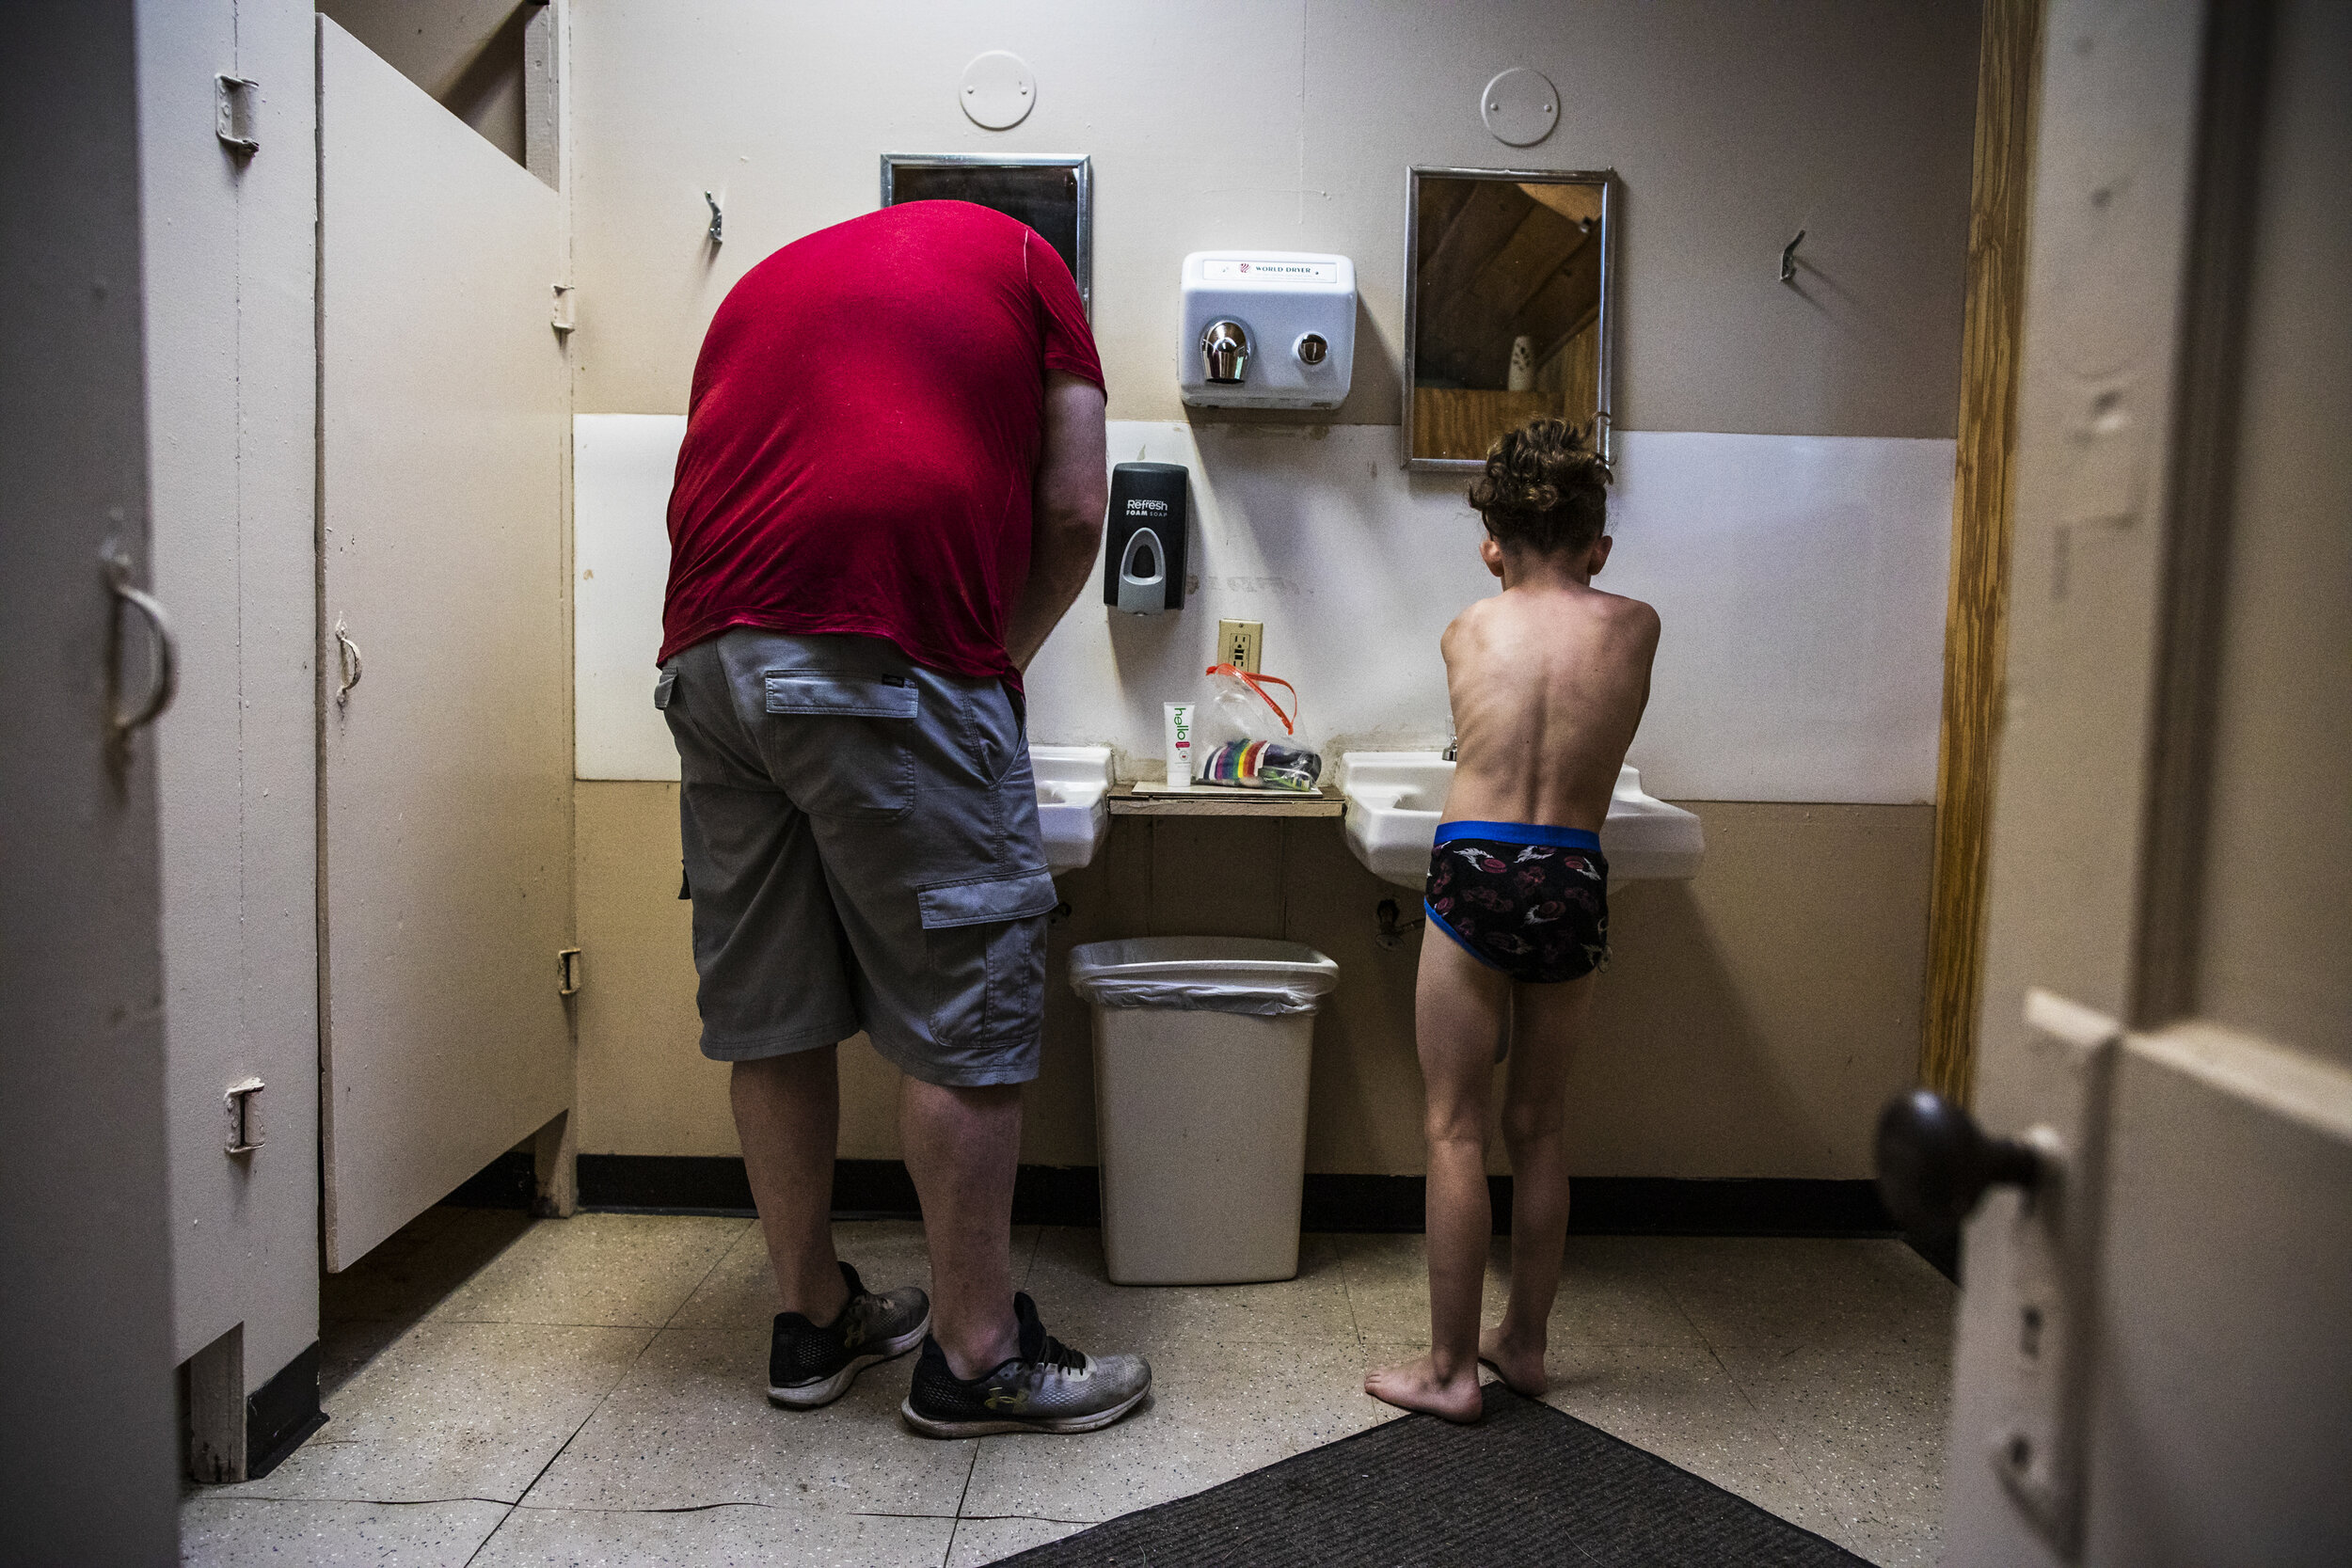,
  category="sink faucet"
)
[1442,736,1458,761]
